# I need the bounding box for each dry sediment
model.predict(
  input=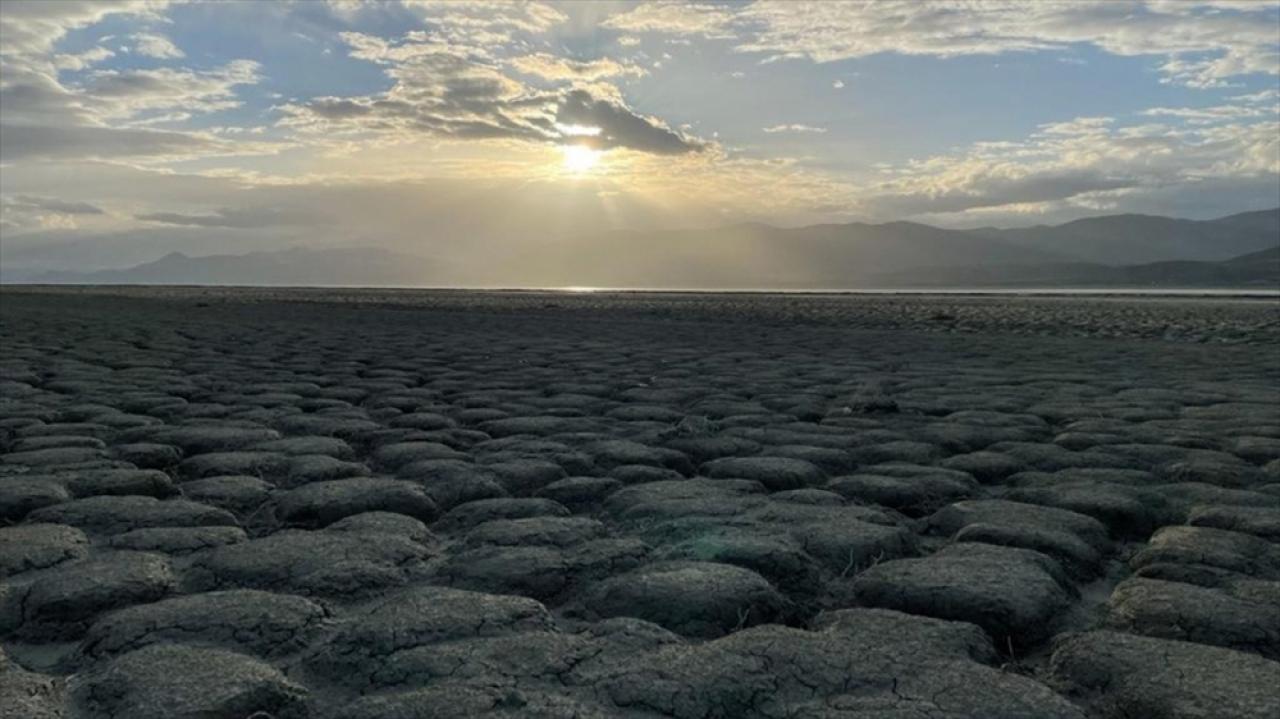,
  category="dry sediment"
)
[2,287,1279,718]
